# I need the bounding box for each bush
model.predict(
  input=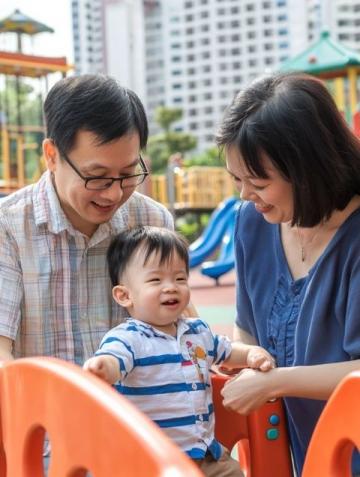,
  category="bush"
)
[175,213,210,244]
